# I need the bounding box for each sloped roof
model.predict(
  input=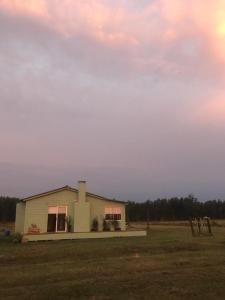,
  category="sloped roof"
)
[21,185,125,204]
